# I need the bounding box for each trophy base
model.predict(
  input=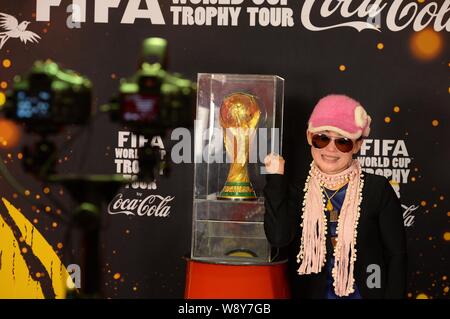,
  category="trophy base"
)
[218,182,257,201]
[225,248,258,258]
[217,195,257,201]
